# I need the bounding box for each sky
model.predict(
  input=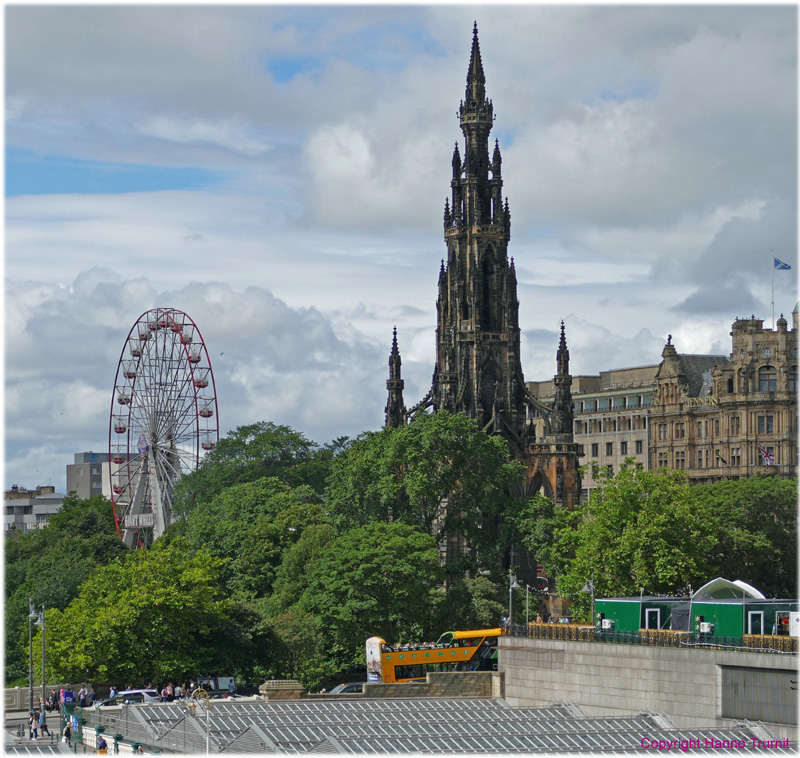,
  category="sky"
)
[5,4,798,493]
